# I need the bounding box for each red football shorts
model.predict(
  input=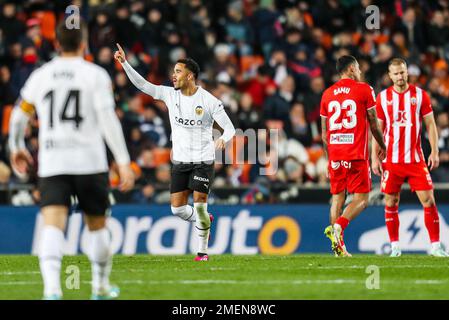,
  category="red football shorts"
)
[328,160,371,194]
[381,161,433,194]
